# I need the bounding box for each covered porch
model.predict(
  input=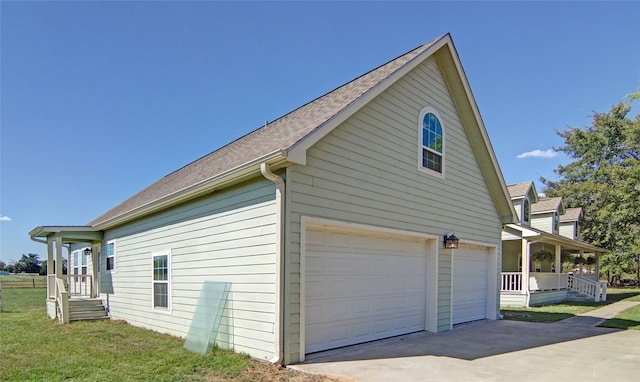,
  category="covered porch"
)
[29,226,104,323]
[501,224,608,307]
